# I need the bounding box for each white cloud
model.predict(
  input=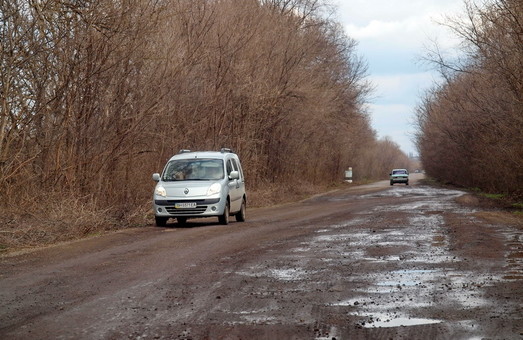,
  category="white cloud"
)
[345,20,400,40]
[335,0,462,25]
[345,15,459,52]
[337,0,463,50]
